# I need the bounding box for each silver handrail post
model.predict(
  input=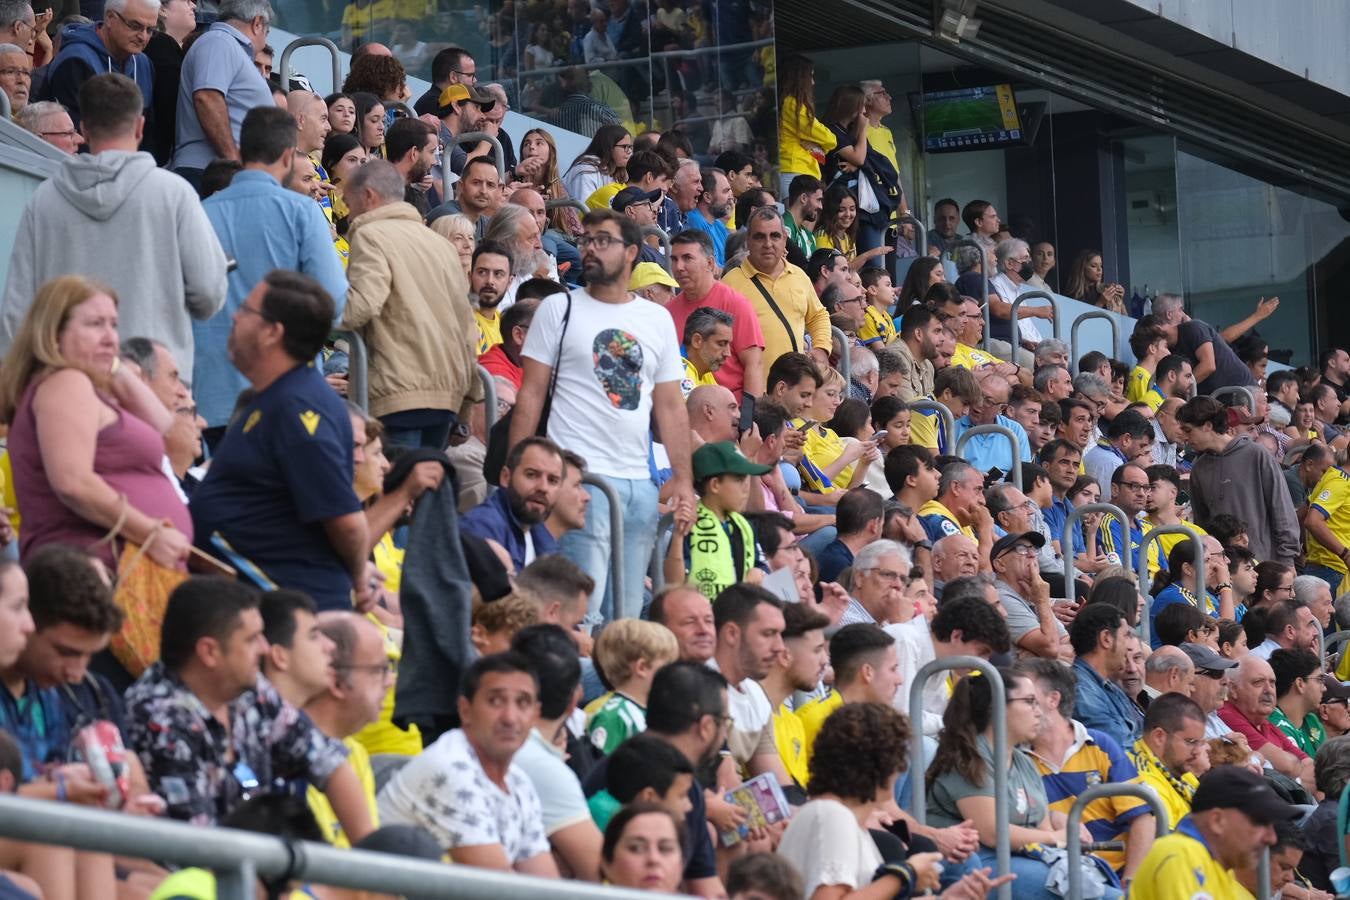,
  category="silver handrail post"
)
[1062,502,1132,605]
[649,512,676,590]
[279,36,342,94]
[908,399,956,455]
[216,861,256,900]
[945,239,990,350]
[476,364,498,434]
[582,473,627,620]
[640,224,672,271]
[831,326,851,384]
[1211,384,1257,413]
[545,198,589,216]
[909,658,1010,900]
[1070,310,1122,369]
[898,213,926,258]
[1136,524,1205,646]
[1010,289,1061,346]
[1257,844,1271,900]
[0,86,10,120]
[455,132,506,183]
[954,424,1024,490]
[1066,783,1170,900]
[333,329,369,413]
